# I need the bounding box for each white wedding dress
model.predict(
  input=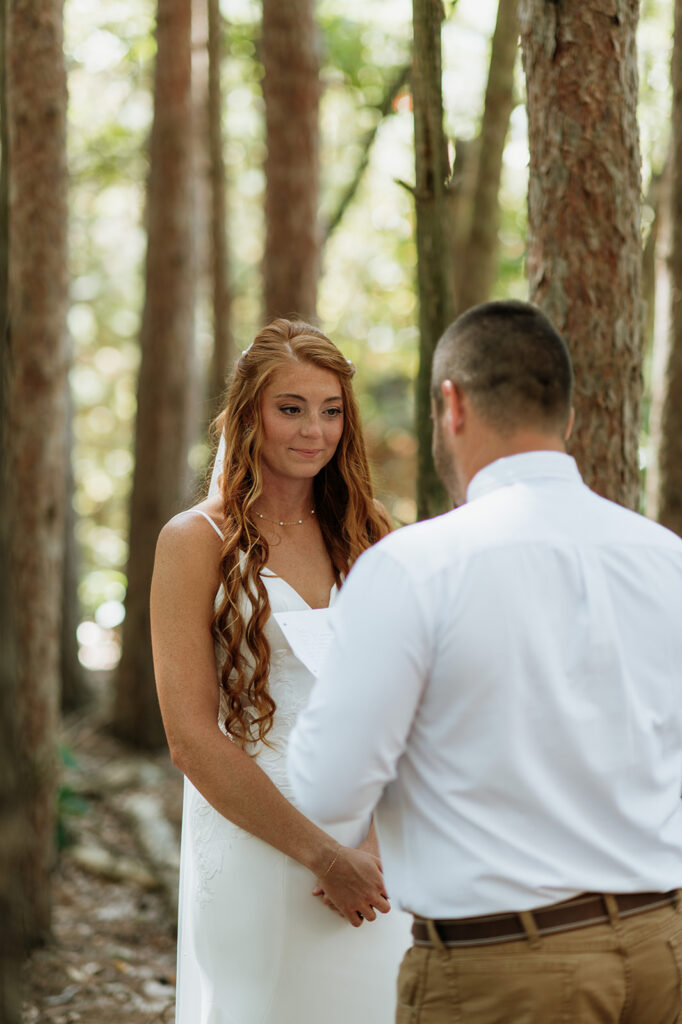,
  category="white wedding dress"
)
[174,513,411,1024]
